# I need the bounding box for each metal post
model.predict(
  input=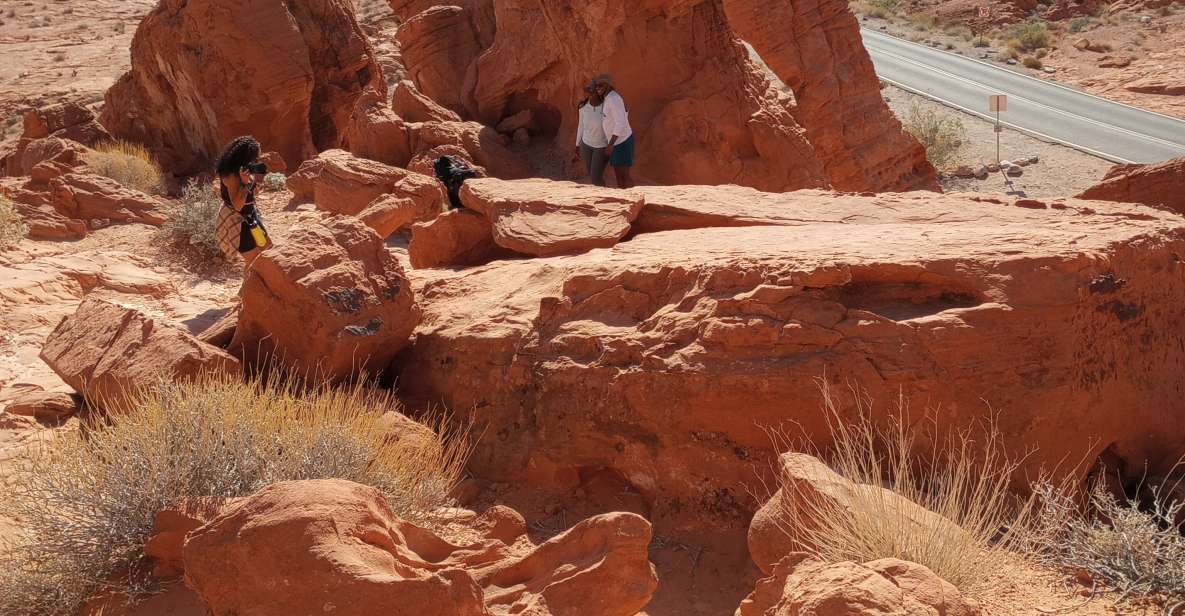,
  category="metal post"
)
[996,110,1000,168]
